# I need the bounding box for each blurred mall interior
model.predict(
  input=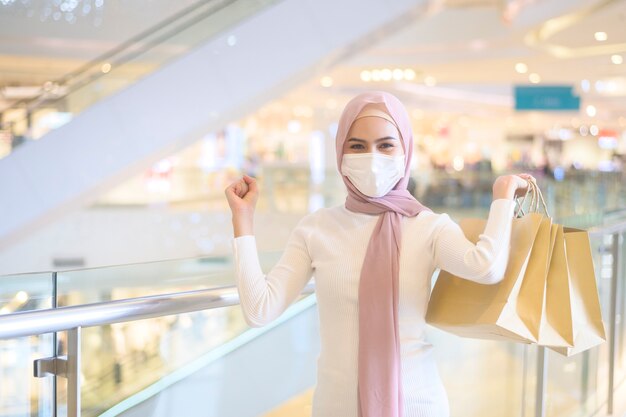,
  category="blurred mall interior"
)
[0,0,625,416]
